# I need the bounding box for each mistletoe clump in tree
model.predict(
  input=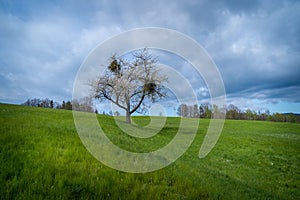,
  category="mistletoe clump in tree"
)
[91,49,167,124]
